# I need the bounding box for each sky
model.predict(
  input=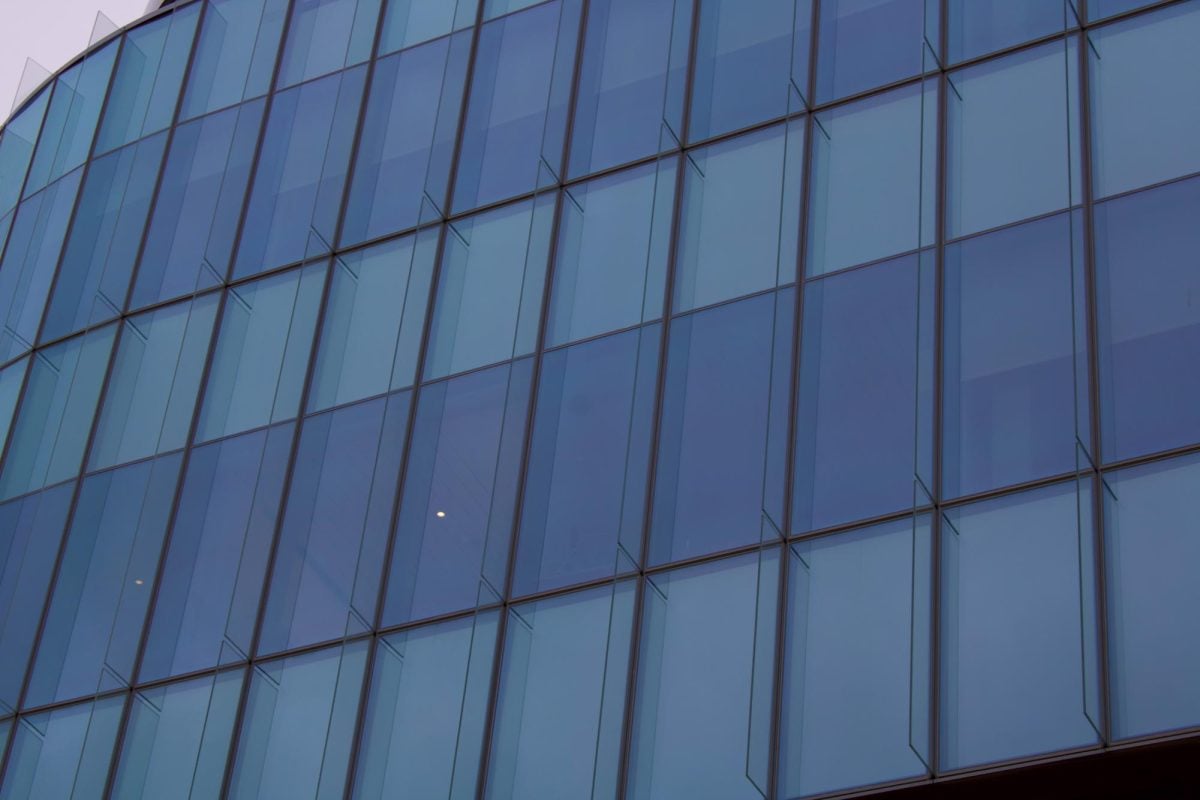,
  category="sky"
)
[0,0,153,122]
